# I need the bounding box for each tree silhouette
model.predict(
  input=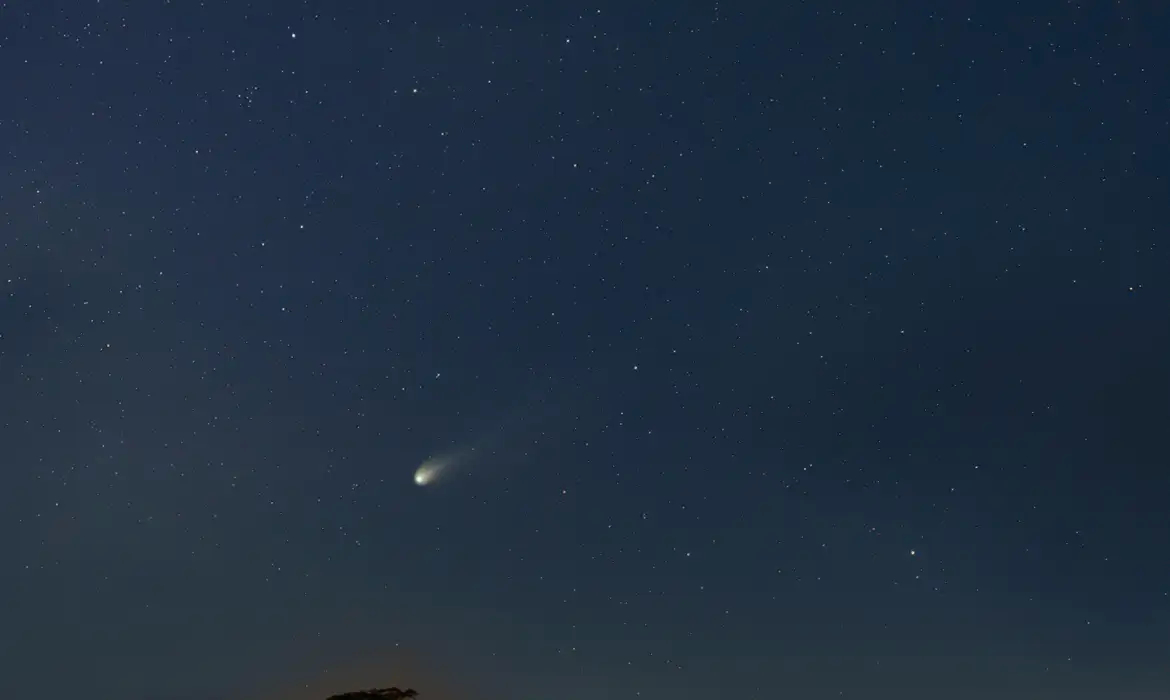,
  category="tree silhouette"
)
[325,688,418,700]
